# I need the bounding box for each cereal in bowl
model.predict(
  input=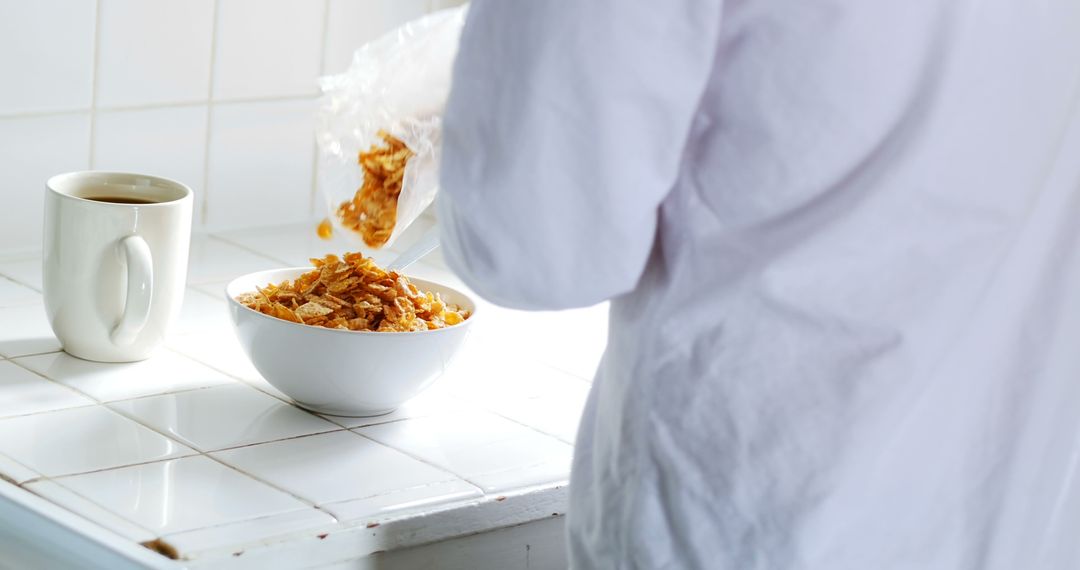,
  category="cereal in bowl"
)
[236,253,469,332]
